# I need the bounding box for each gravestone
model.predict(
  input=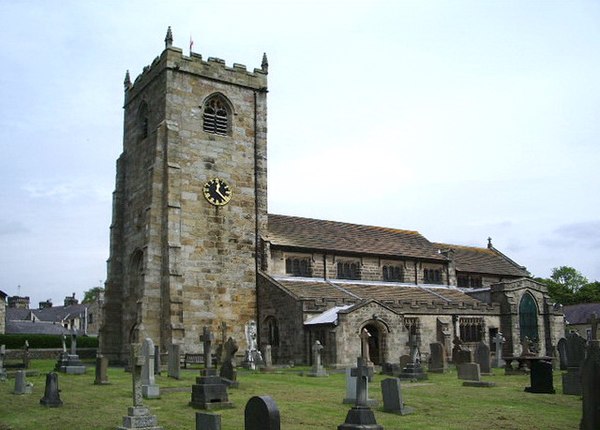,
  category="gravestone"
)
[261,344,275,372]
[244,395,281,430]
[168,344,181,379]
[457,362,495,388]
[141,338,160,399]
[13,369,32,394]
[338,357,384,430]
[381,378,414,415]
[307,340,328,377]
[399,332,427,380]
[343,367,378,406]
[219,337,239,388]
[562,331,586,395]
[154,345,161,375]
[196,412,221,430]
[94,352,110,385]
[218,322,228,364]
[22,340,30,369]
[0,344,6,381]
[525,359,555,394]
[580,313,600,430]
[399,355,411,371]
[39,372,63,407]
[117,343,163,430]
[428,342,447,373]
[243,320,263,370]
[557,337,567,370]
[492,333,505,368]
[475,340,492,375]
[360,328,373,366]
[200,326,215,370]
[55,333,86,374]
[190,366,233,409]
